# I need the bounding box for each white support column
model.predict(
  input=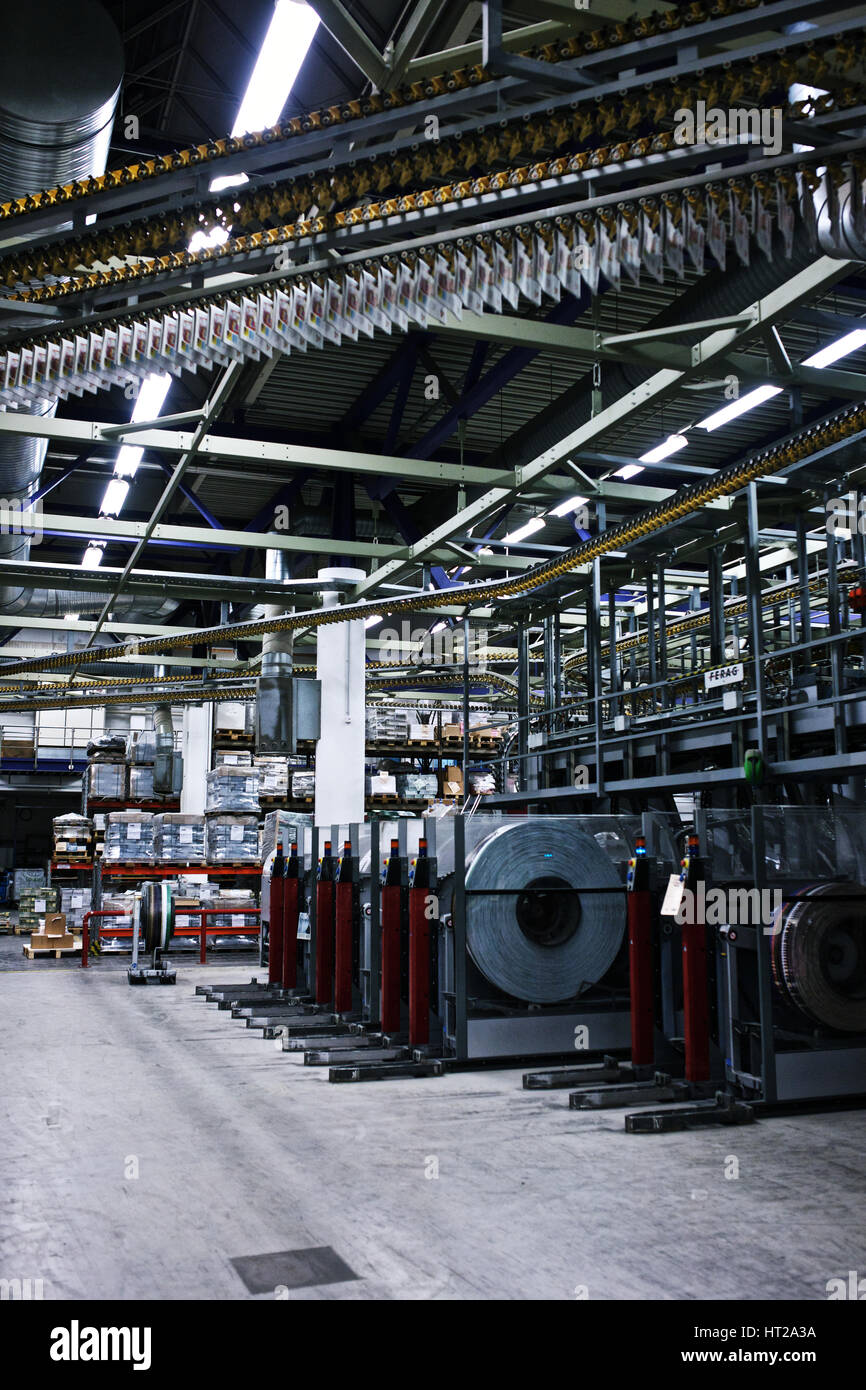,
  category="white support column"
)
[315,567,365,827]
[180,703,213,814]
